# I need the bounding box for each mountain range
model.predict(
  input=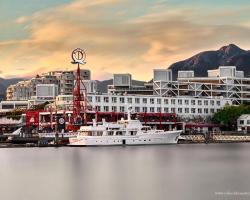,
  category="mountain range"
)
[169,44,250,79]
[1,44,250,98]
